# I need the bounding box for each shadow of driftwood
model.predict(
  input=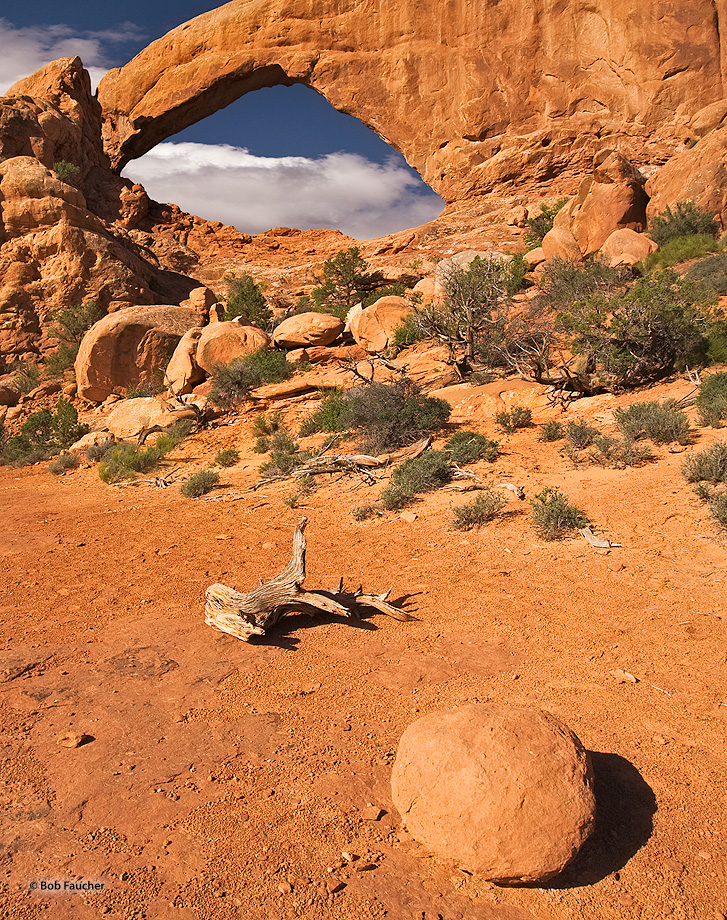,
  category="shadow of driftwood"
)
[545,751,656,889]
